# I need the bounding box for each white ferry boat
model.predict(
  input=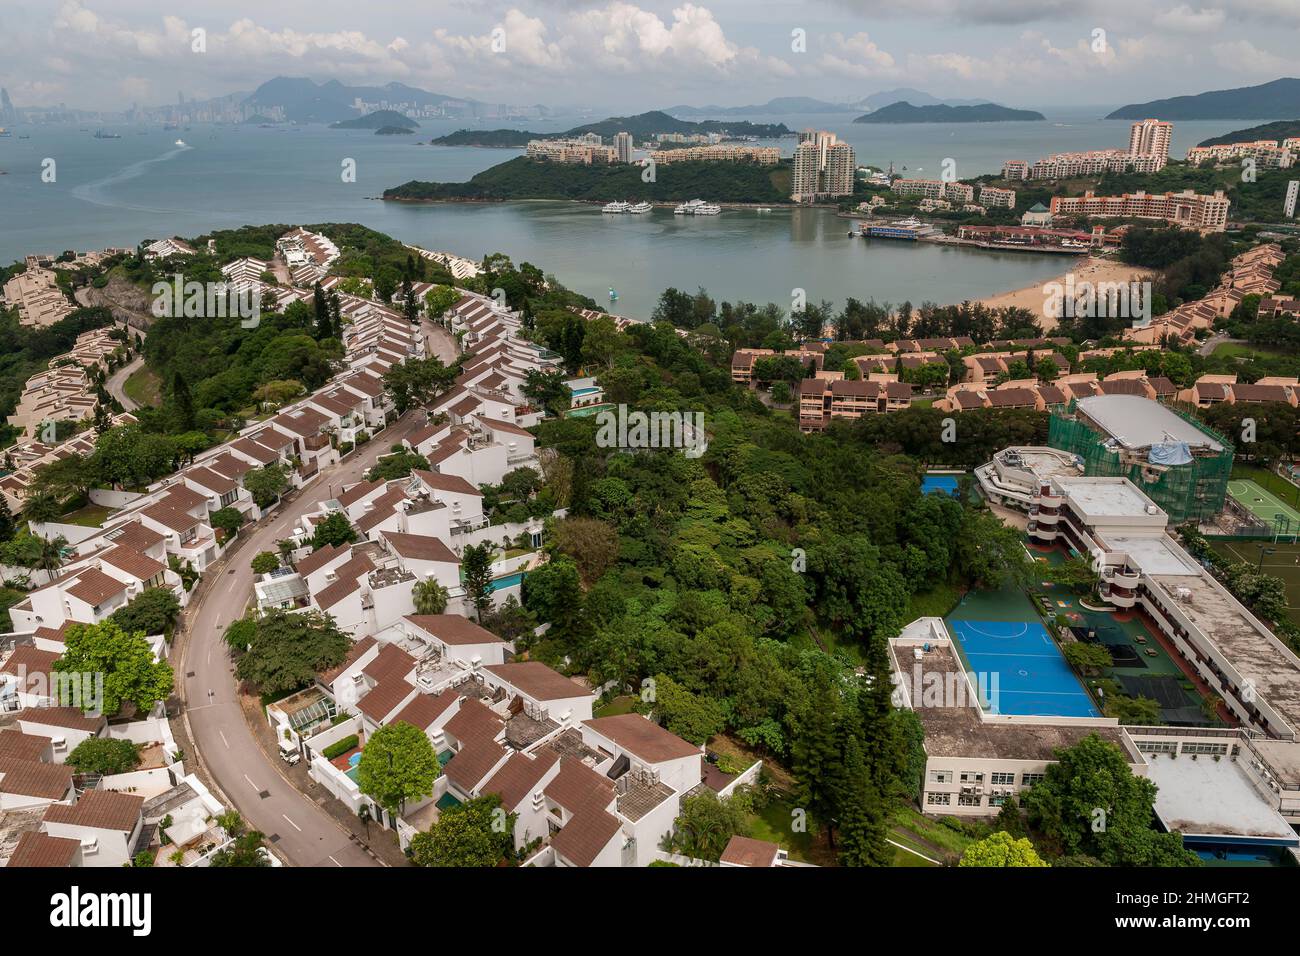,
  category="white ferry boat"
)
[602,201,630,213]
[674,199,721,215]
[628,201,653,214]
